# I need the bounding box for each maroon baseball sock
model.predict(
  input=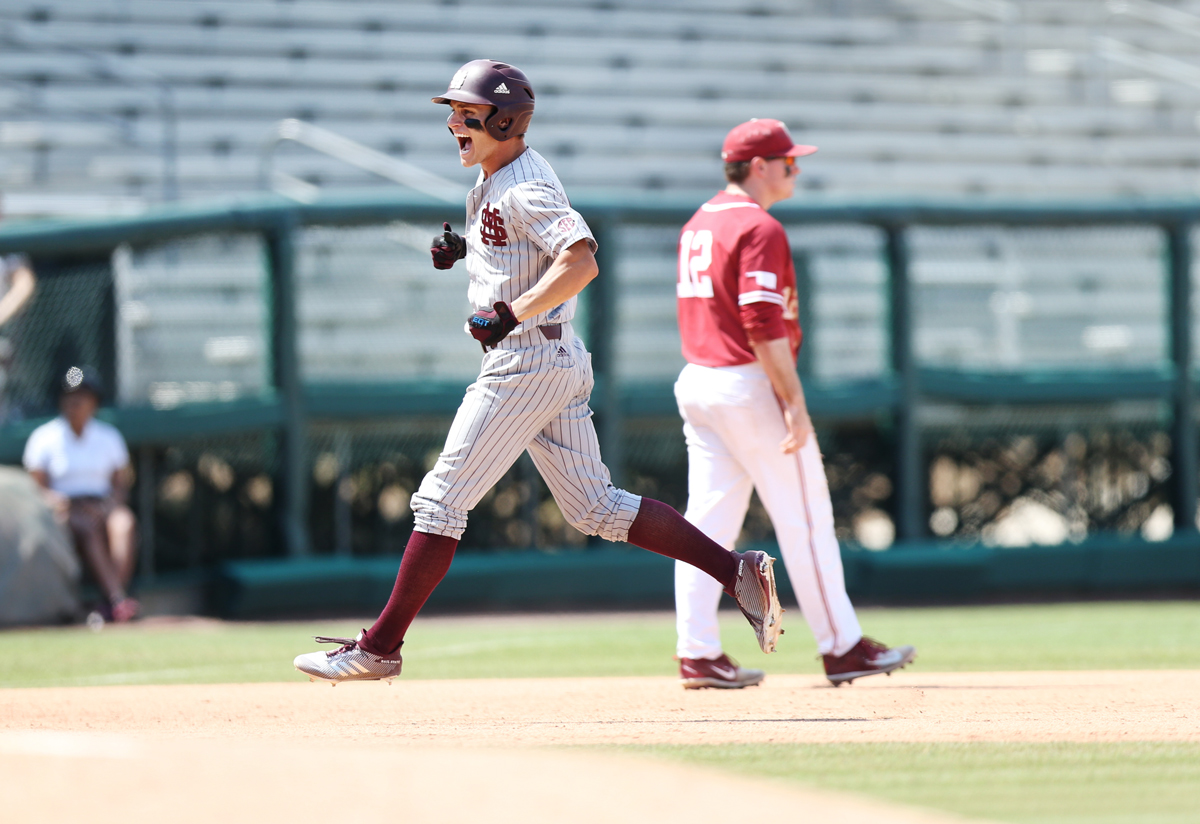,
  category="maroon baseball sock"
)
[360,531,457,656]
[627,498,739,593]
